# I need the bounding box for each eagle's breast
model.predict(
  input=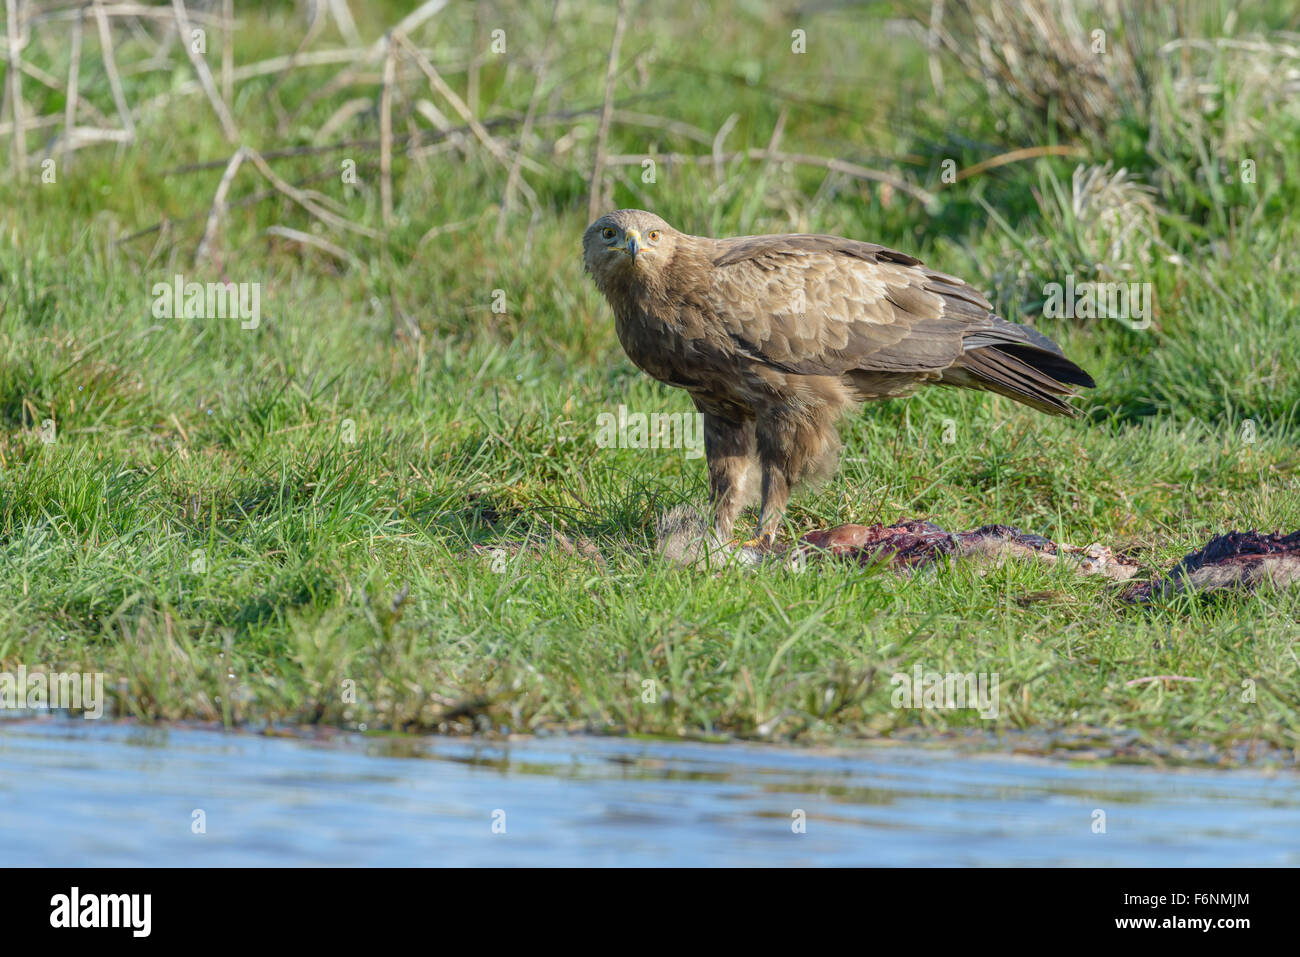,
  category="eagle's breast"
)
[613,297,707,389]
